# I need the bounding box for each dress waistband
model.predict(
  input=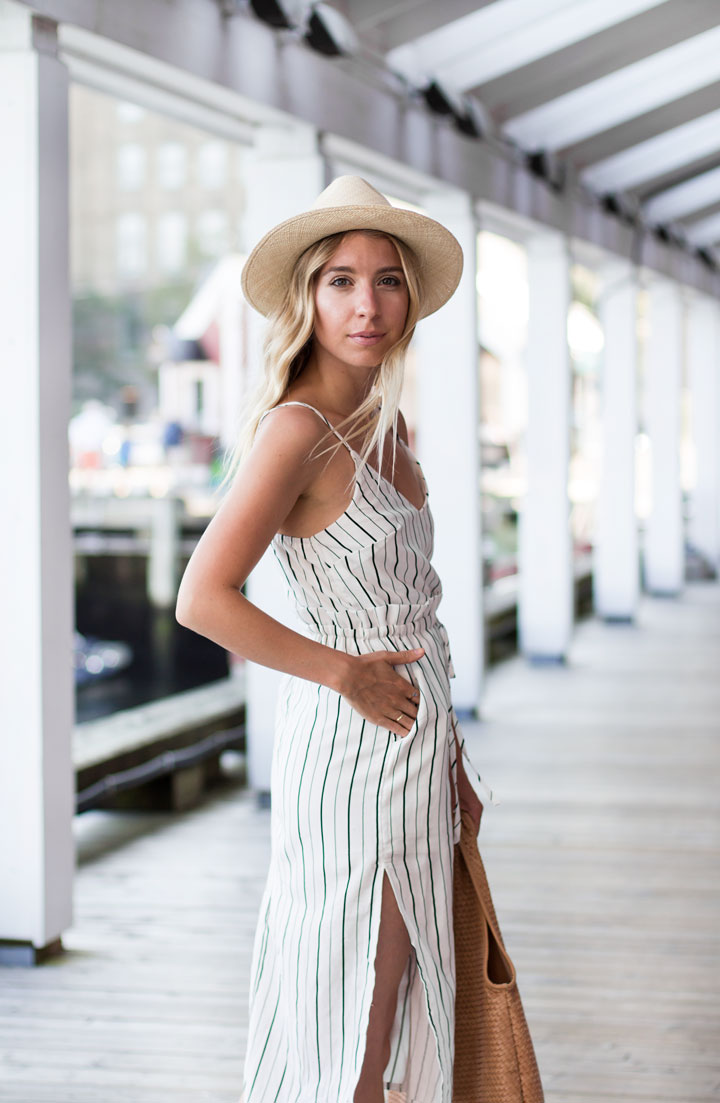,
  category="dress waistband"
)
[300,599,456,677]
